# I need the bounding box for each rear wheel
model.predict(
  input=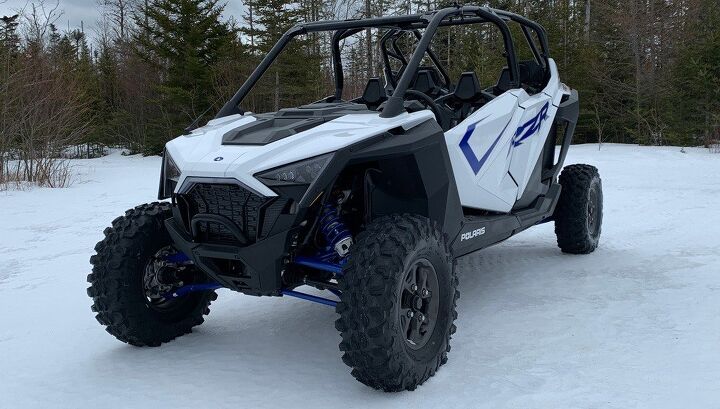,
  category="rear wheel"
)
[554,164,603,254]
[335,214,458,392]
[87,202,217,346]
